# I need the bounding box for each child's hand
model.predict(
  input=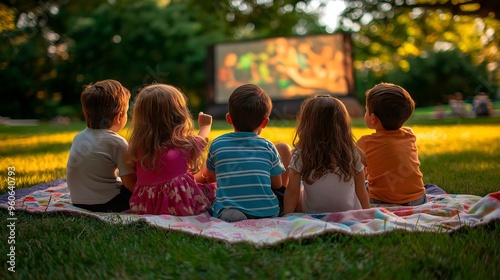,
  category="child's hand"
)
[197,112,212,140]
[198,112,212,127]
